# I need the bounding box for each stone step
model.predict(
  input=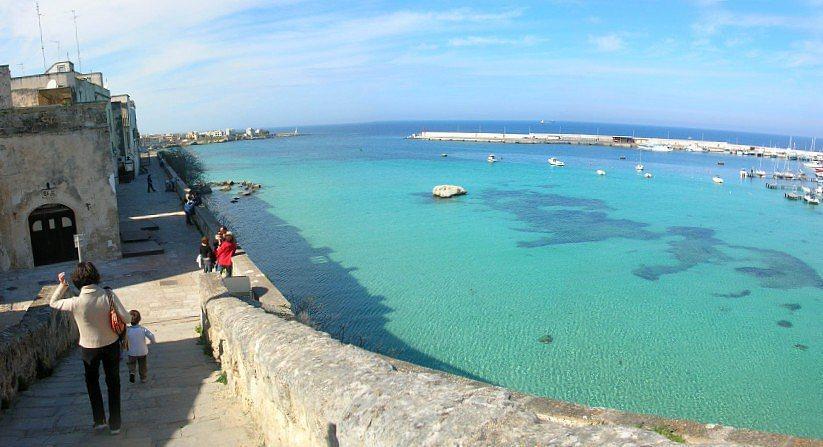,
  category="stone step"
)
[120,229,152,243]
[119,219,160,232]
[121,240,164,258]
